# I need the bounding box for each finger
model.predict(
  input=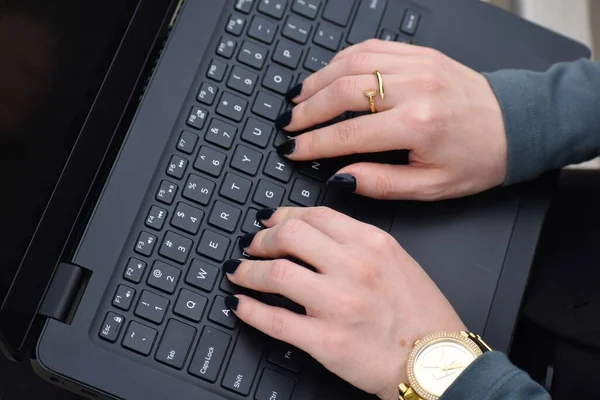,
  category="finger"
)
[333,162,447,201]
[241,219,348,273]
[330,39,425,65]
[226,259,326,310]
[280,110,415,161]
[231,295,321,354]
